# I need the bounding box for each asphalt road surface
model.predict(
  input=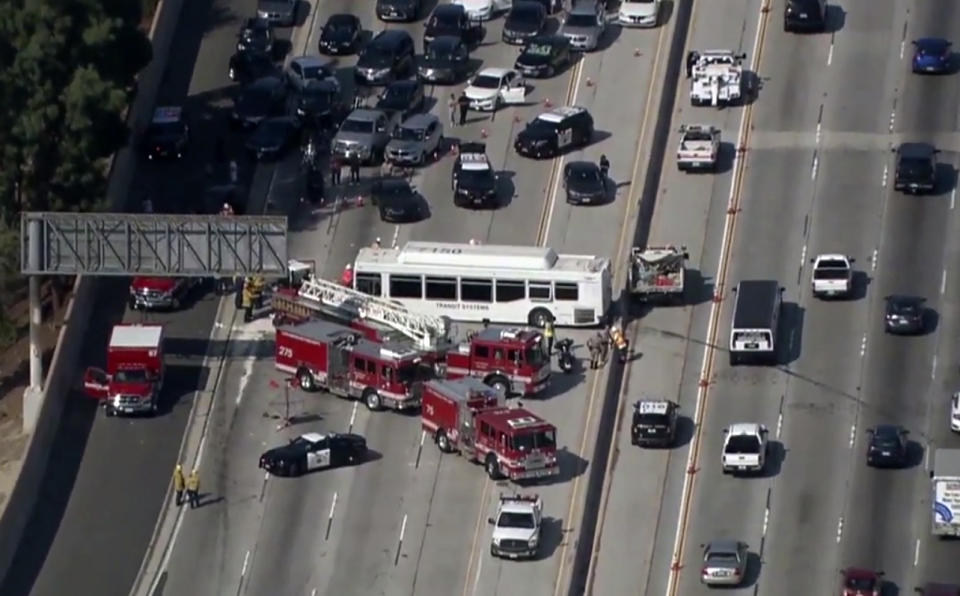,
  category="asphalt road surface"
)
[591,0,960,595]
[158,1,675,595]
[0,0,298,593]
